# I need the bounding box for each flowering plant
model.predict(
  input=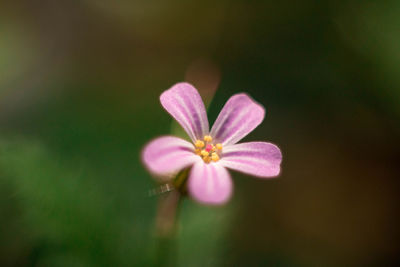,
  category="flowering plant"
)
[143,82,282,205]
